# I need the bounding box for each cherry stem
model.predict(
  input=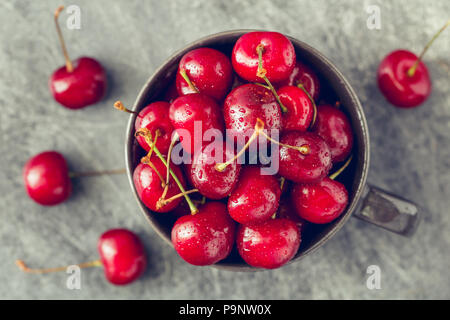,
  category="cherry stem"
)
[215,118,310,172]
[135,127,198,215]
[215,118,265,172]
[180,69,199,93]
[407,20,450,77]
[69,168,126,178]
[54,6,73,73]
[329,155,353,180]
[297,83,317,127]
[156,189,199,210]
[258,130,310,154]
[114,101,138,115]
[279,177,286,191]
[16,259,102,274]
[256,44,288,113]
[166,132,179,185]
